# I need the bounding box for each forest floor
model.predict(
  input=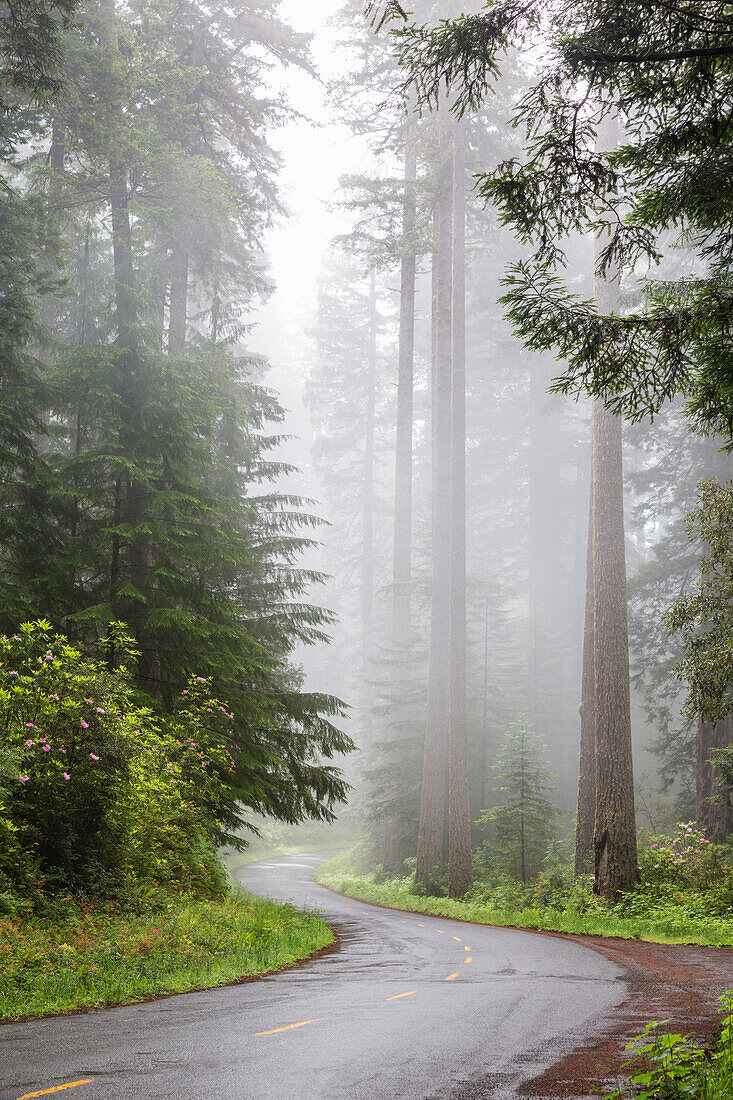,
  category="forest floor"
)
[1,886,334,1022]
